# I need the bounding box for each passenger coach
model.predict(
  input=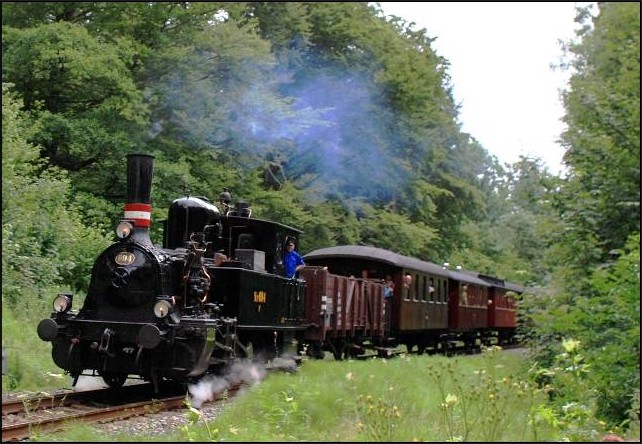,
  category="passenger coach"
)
[304,245,522,355]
